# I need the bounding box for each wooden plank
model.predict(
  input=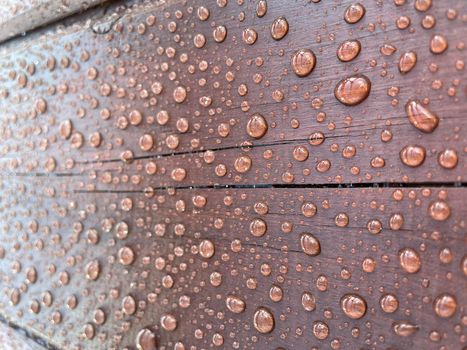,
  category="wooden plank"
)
[0,0,109,43]
[0,0,465,349]
[0,0,465,187]
[0,176,465,349]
